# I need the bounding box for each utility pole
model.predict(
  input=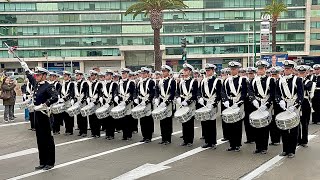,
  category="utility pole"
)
[181,37,187,63]
[253,0,257,63]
